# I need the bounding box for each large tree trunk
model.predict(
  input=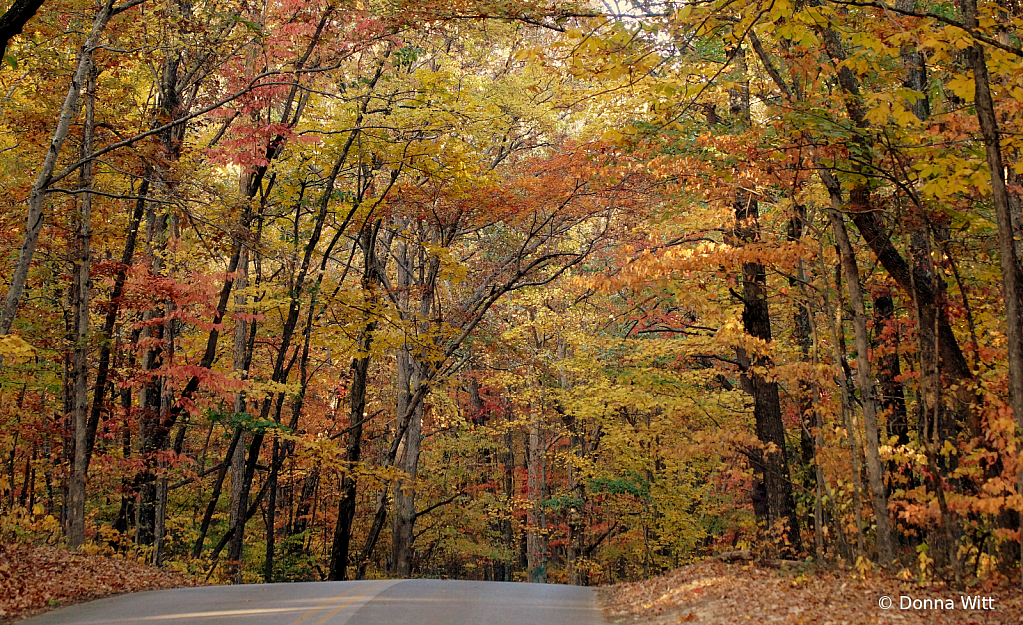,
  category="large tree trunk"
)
[729,43,800,554]
[136,201,167,549]
[390,349,424,578]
